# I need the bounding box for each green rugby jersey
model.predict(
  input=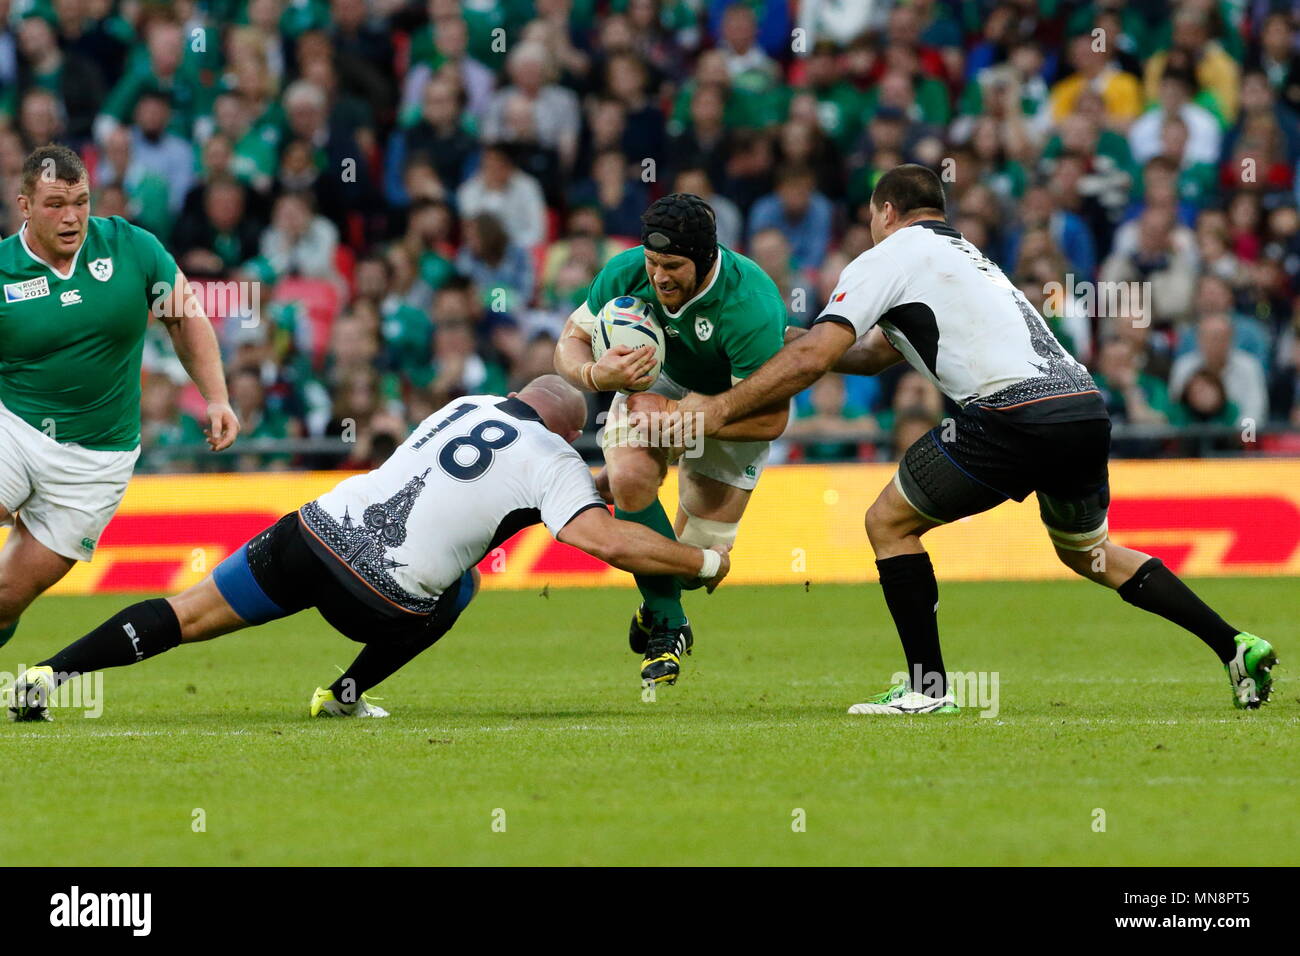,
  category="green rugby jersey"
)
[0,216,179,451]
[585,245,787,395]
